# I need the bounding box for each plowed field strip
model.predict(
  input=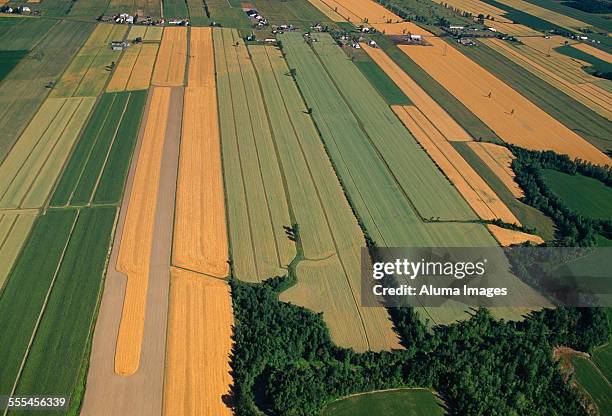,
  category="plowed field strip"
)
[114,87,170,376]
